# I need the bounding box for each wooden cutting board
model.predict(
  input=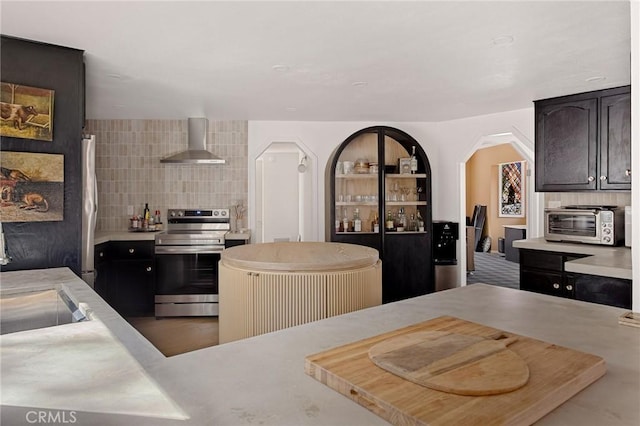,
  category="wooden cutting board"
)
[368,331,529,395]
[305,316,606,426]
